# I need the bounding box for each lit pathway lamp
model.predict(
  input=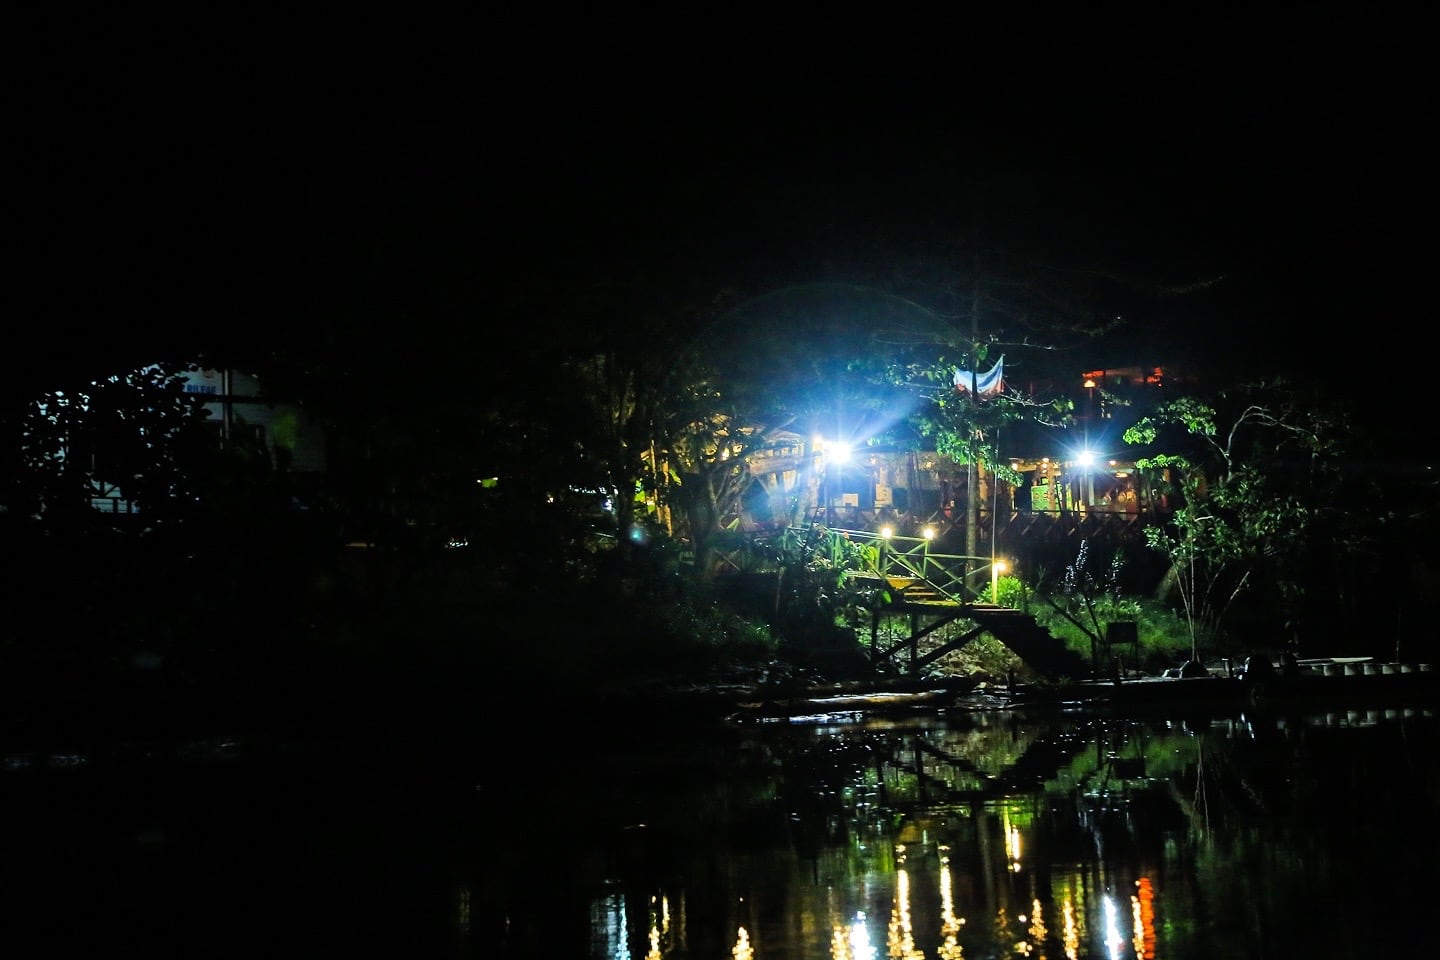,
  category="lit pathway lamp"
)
[991,558,1008,604]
